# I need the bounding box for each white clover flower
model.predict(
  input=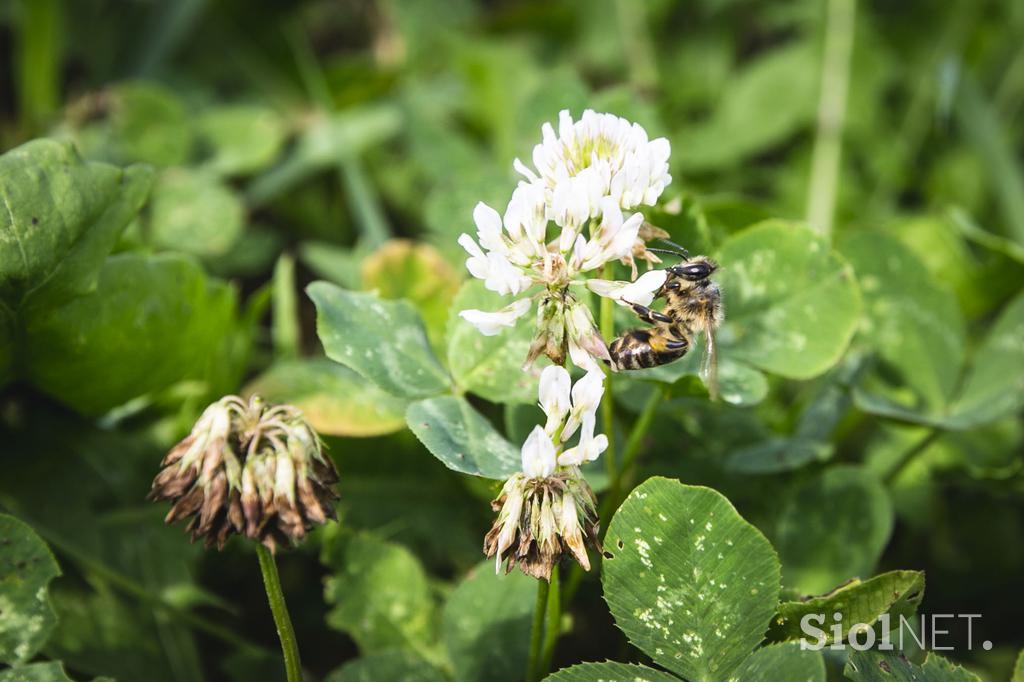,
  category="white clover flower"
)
[459,109,672,372]
[483,369,606,580]
[515,109,671,219]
